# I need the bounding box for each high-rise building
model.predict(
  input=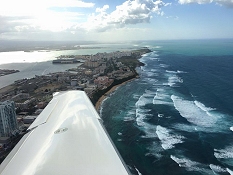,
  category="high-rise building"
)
[0,101,18,137]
